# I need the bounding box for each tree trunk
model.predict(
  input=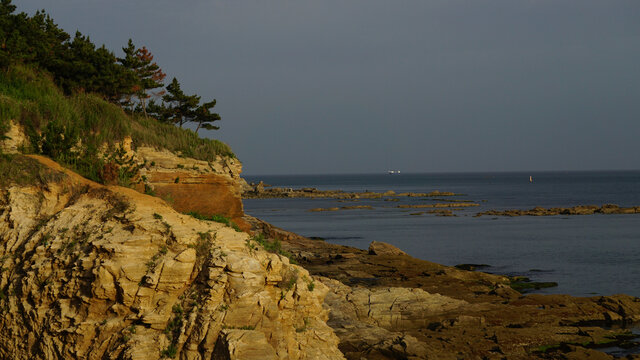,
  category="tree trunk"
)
[141,97,147,118]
